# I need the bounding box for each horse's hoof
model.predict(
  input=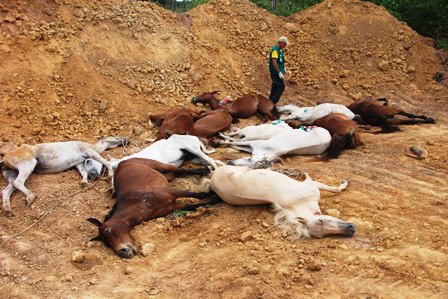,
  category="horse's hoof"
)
[427,118,436,124]
[4,210,14,217]
[26,194,36,206]
[80,180,88,187]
